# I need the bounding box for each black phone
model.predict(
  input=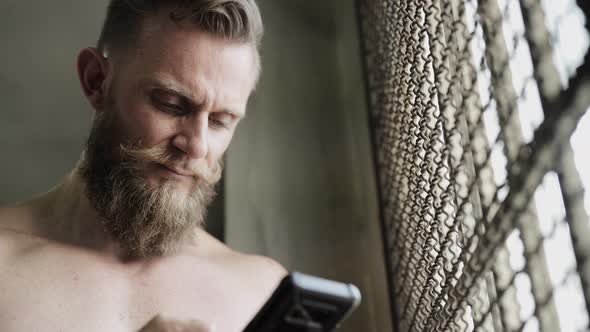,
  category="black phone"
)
[243,272,362,332]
